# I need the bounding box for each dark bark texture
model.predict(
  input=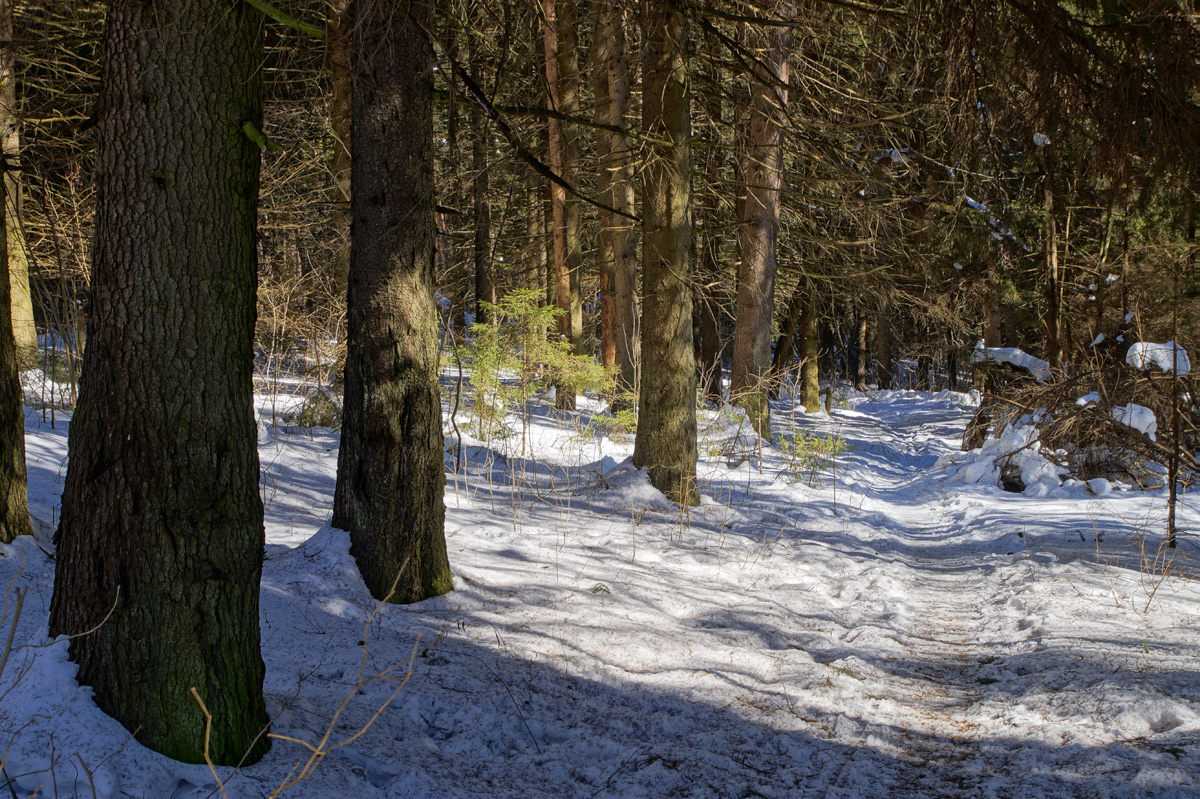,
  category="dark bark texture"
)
[0,167,29,544]
[333,0,452,605]
[633,0,698,505]
[48,0,268,764]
